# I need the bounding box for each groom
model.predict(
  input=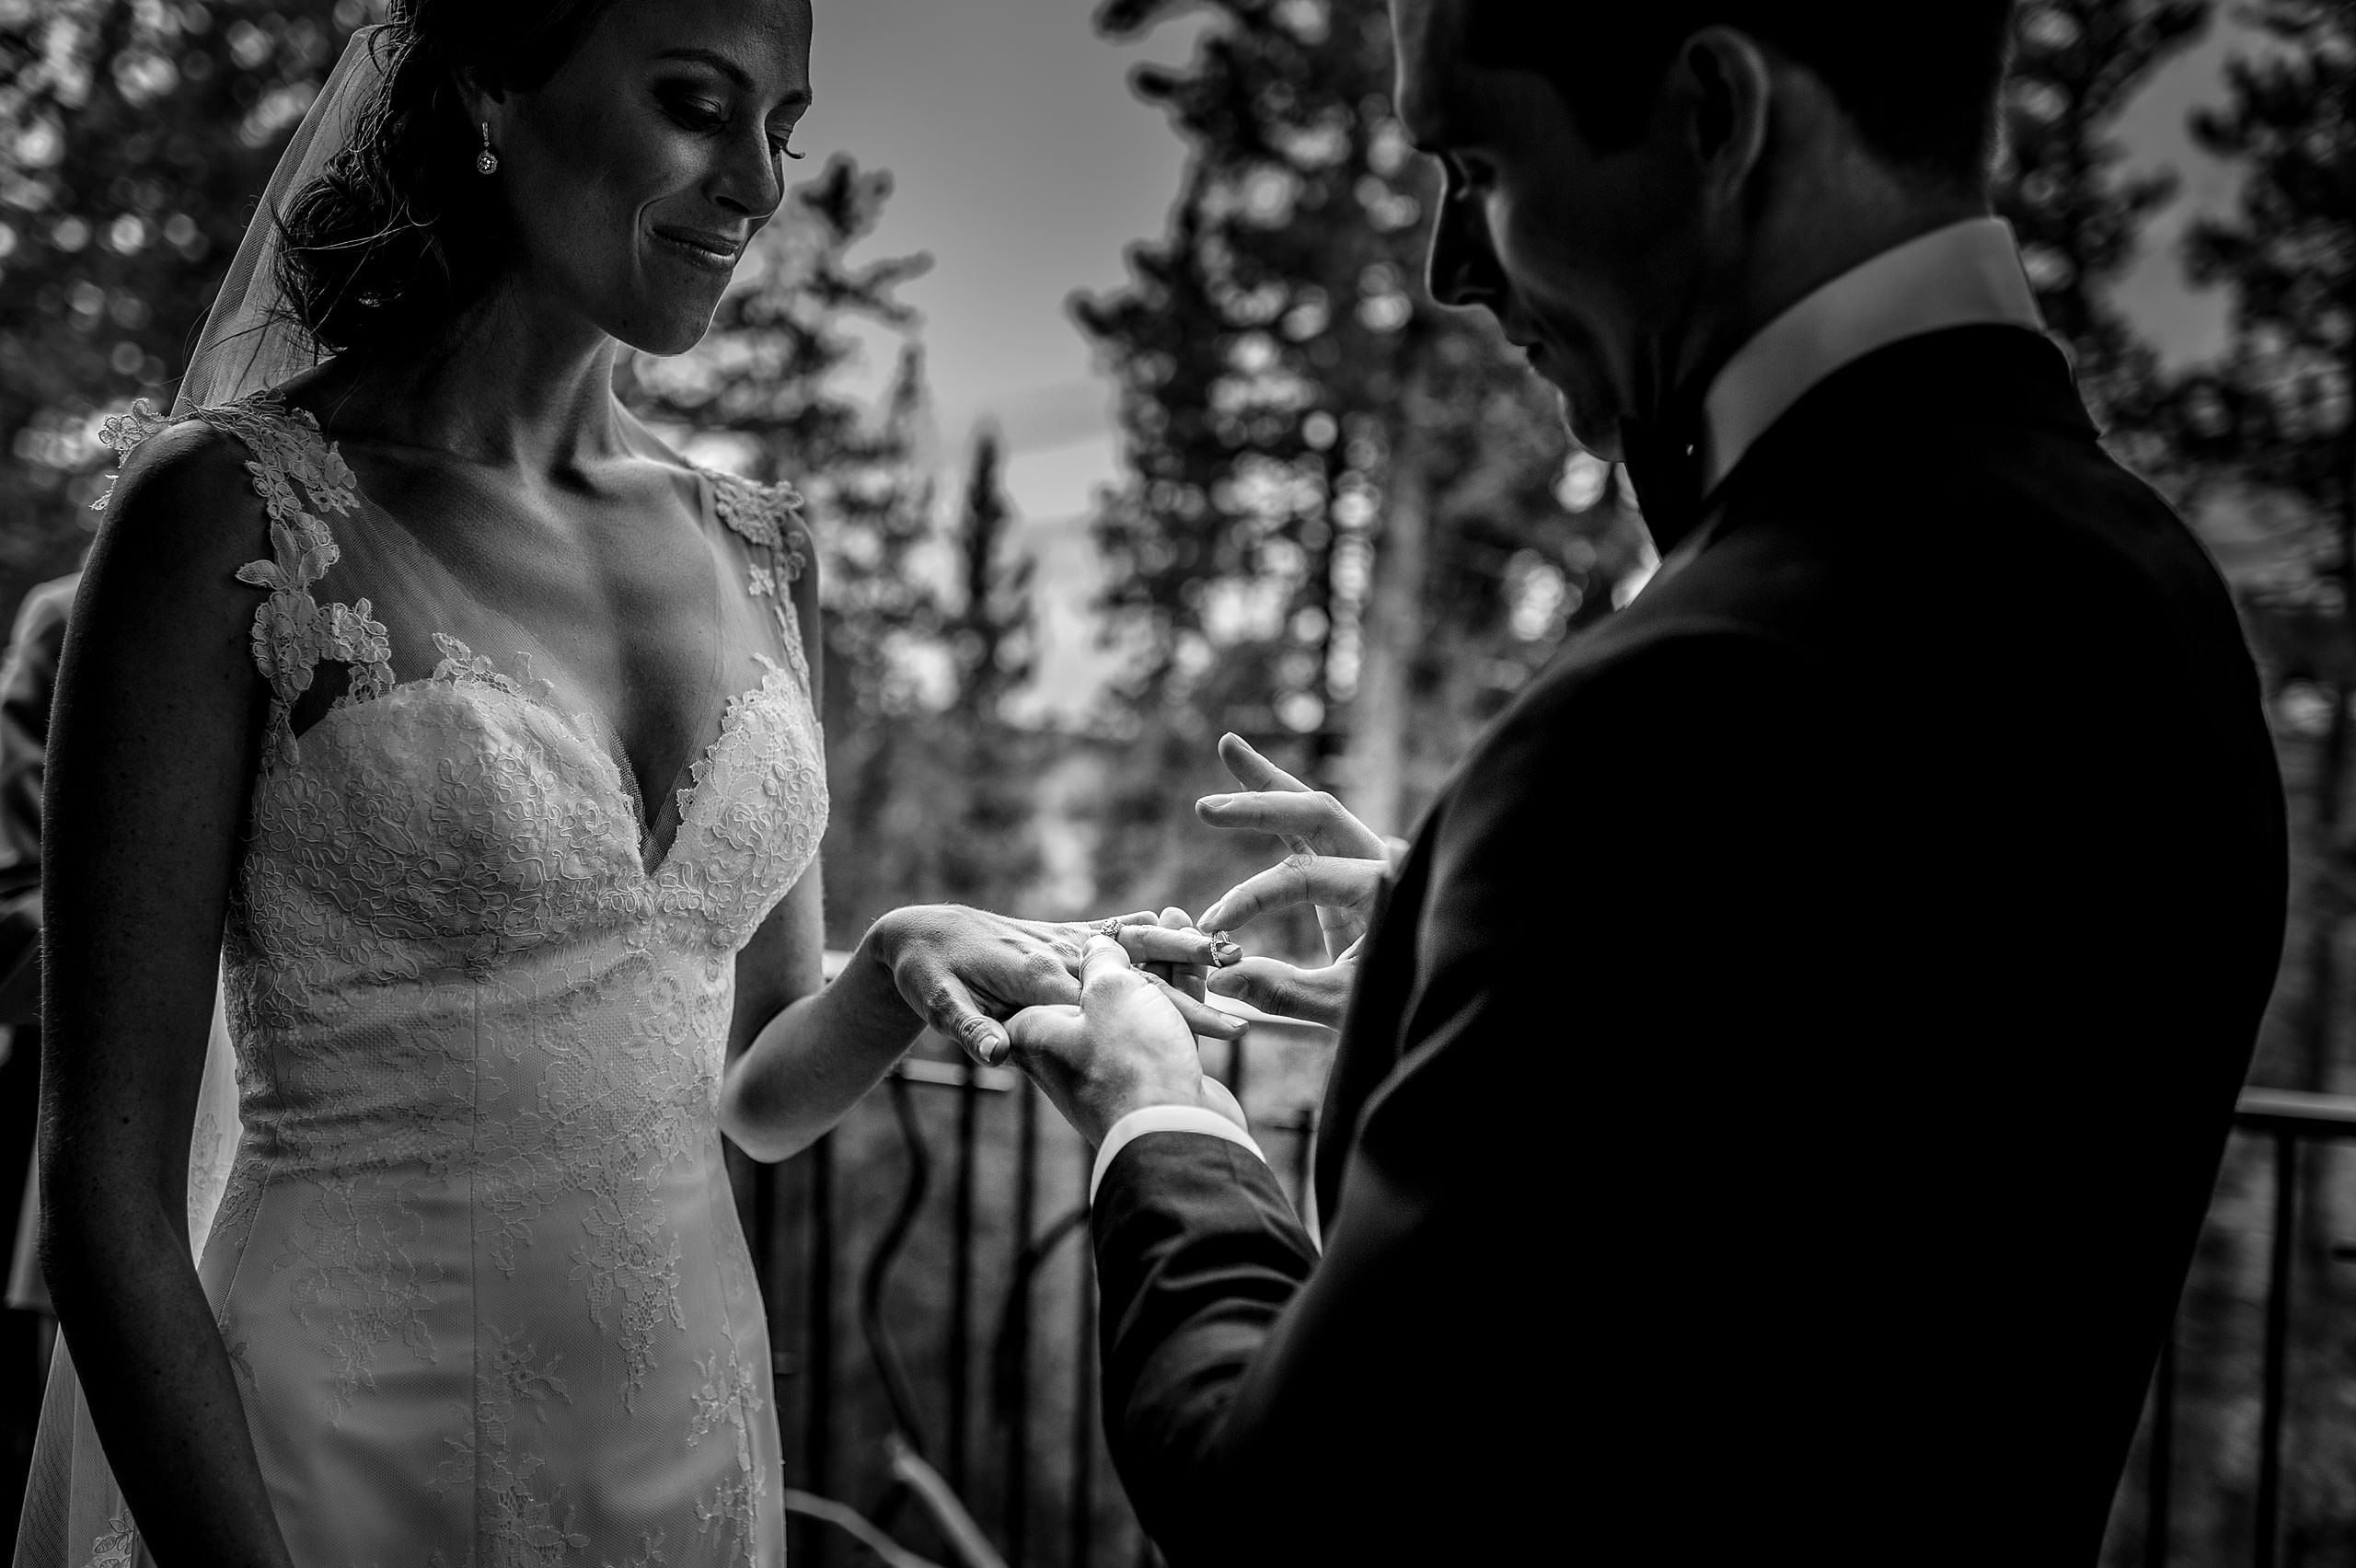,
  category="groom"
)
[1011,2,2287,1563]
